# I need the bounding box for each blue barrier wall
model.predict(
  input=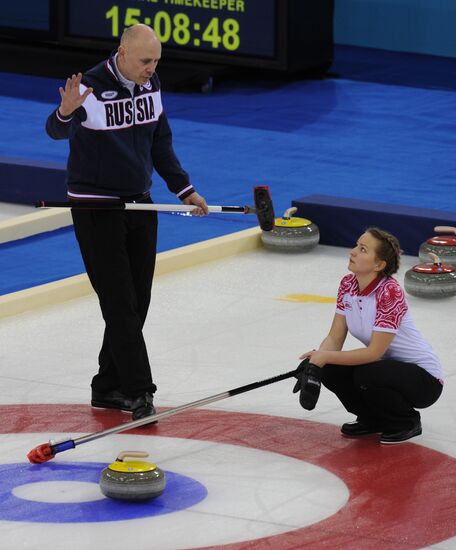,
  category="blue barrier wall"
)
[293,195,456,256]
[335,0,456,58]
